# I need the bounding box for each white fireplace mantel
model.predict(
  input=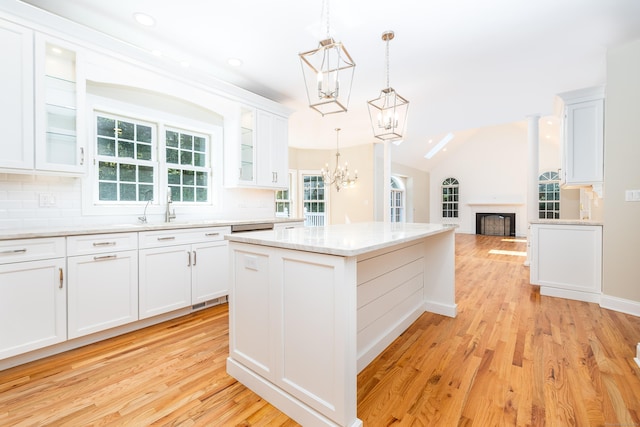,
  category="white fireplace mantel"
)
[467,200,525,206]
